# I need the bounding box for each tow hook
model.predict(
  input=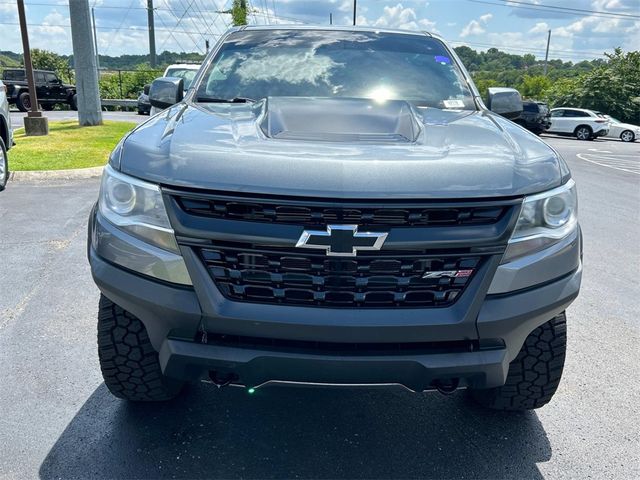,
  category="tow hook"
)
[433,378,460,395]
[208,371,239,388]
